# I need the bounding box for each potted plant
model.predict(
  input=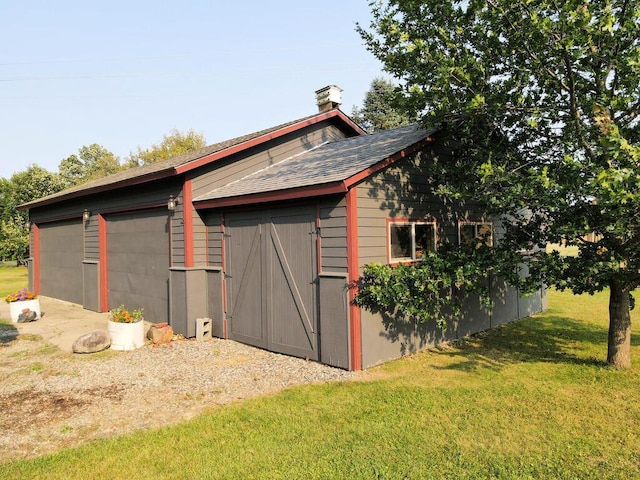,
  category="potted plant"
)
[5,288,40,323]
[108,305,145,350]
